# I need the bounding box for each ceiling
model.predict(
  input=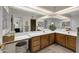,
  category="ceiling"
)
[39,6,79,19]
[9,6,79,20]
[63,10,79,17]
[9,7,43,19]
[39,6,71,12]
